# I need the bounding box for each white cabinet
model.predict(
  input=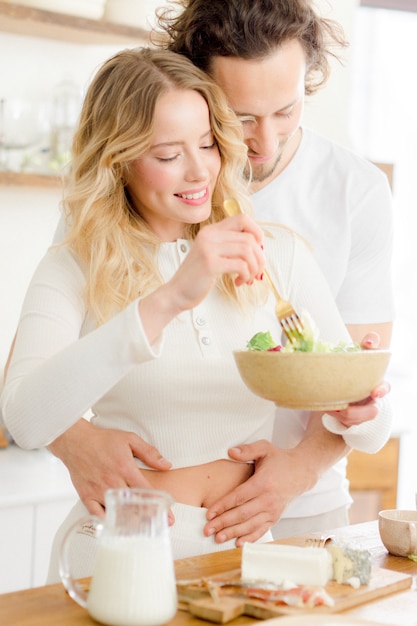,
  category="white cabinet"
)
[0,446,78,593]
[0,503,33,591]
[32,499,77,587]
